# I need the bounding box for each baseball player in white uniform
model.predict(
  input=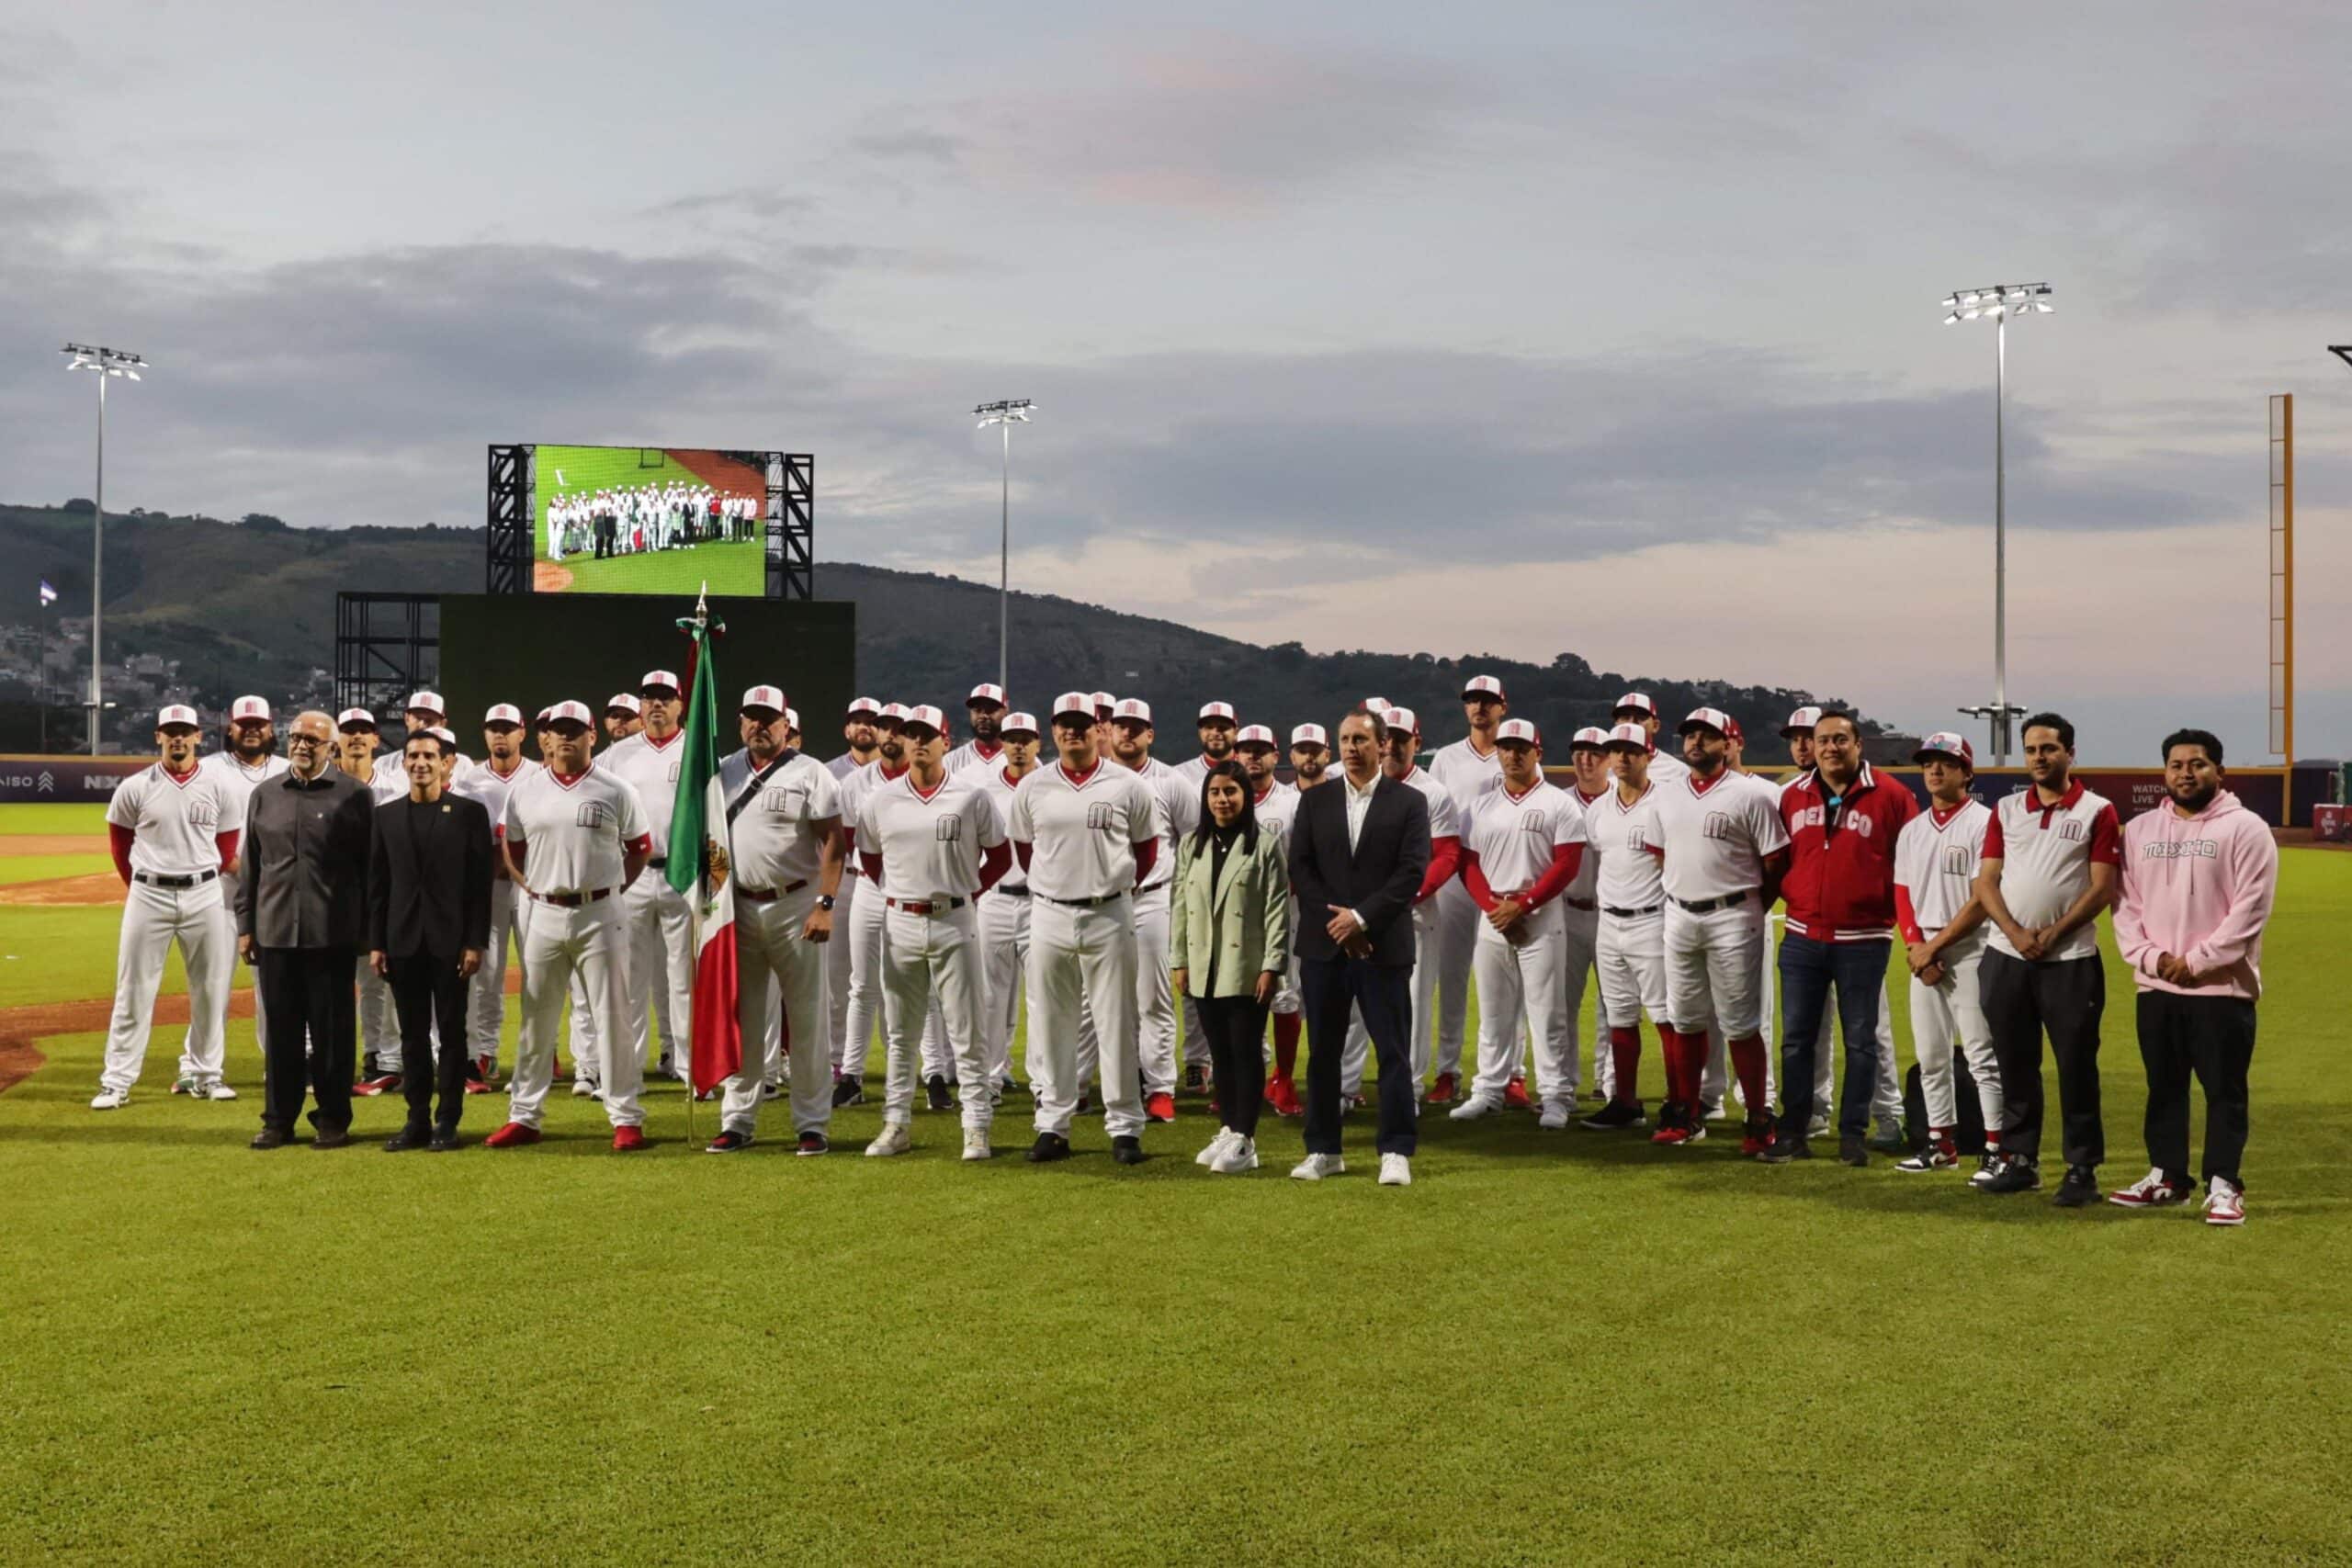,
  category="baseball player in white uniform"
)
[488,700,654,1150]
[1583,723,1670,1129]
[825,697,882,1096]
[92,705,247,1108]
[1339,707,1460,1104]
[449,704,537,1088]
[1556,727,1613,1102]
[708,684,846,1156]
[190,695,287,1081]
[604,693,641,747]
[944,682,1009,775]
[1648,706,1790,1150]
[1423,674,1508,1103]
[1892,732,2000,1175]
[1107,697,1198,1122]
[975,714,1045,1097]
[1448,719,1590,1126]
[333,707,380,788]
[1239,726,1308,1115]
[1610,694,1691,787]
[605,669,695,1086]
[853,705,1012,1159]
[1006,692,1159,1165]
[837,705,958,1100]
[1695,716,1789,1123]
